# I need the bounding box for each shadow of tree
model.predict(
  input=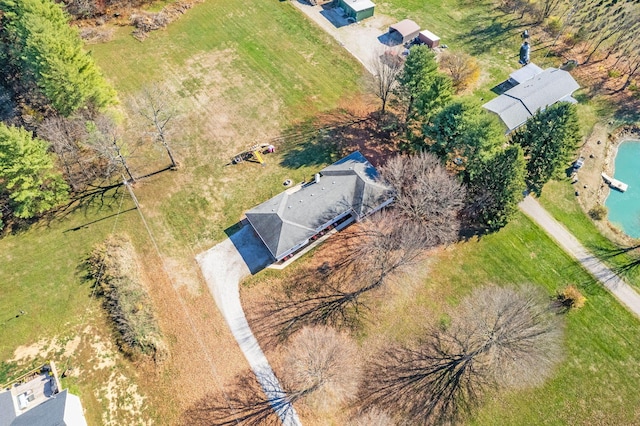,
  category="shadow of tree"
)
[276,106,400,170]
[180,373,293,426]
[454,9,529,57]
